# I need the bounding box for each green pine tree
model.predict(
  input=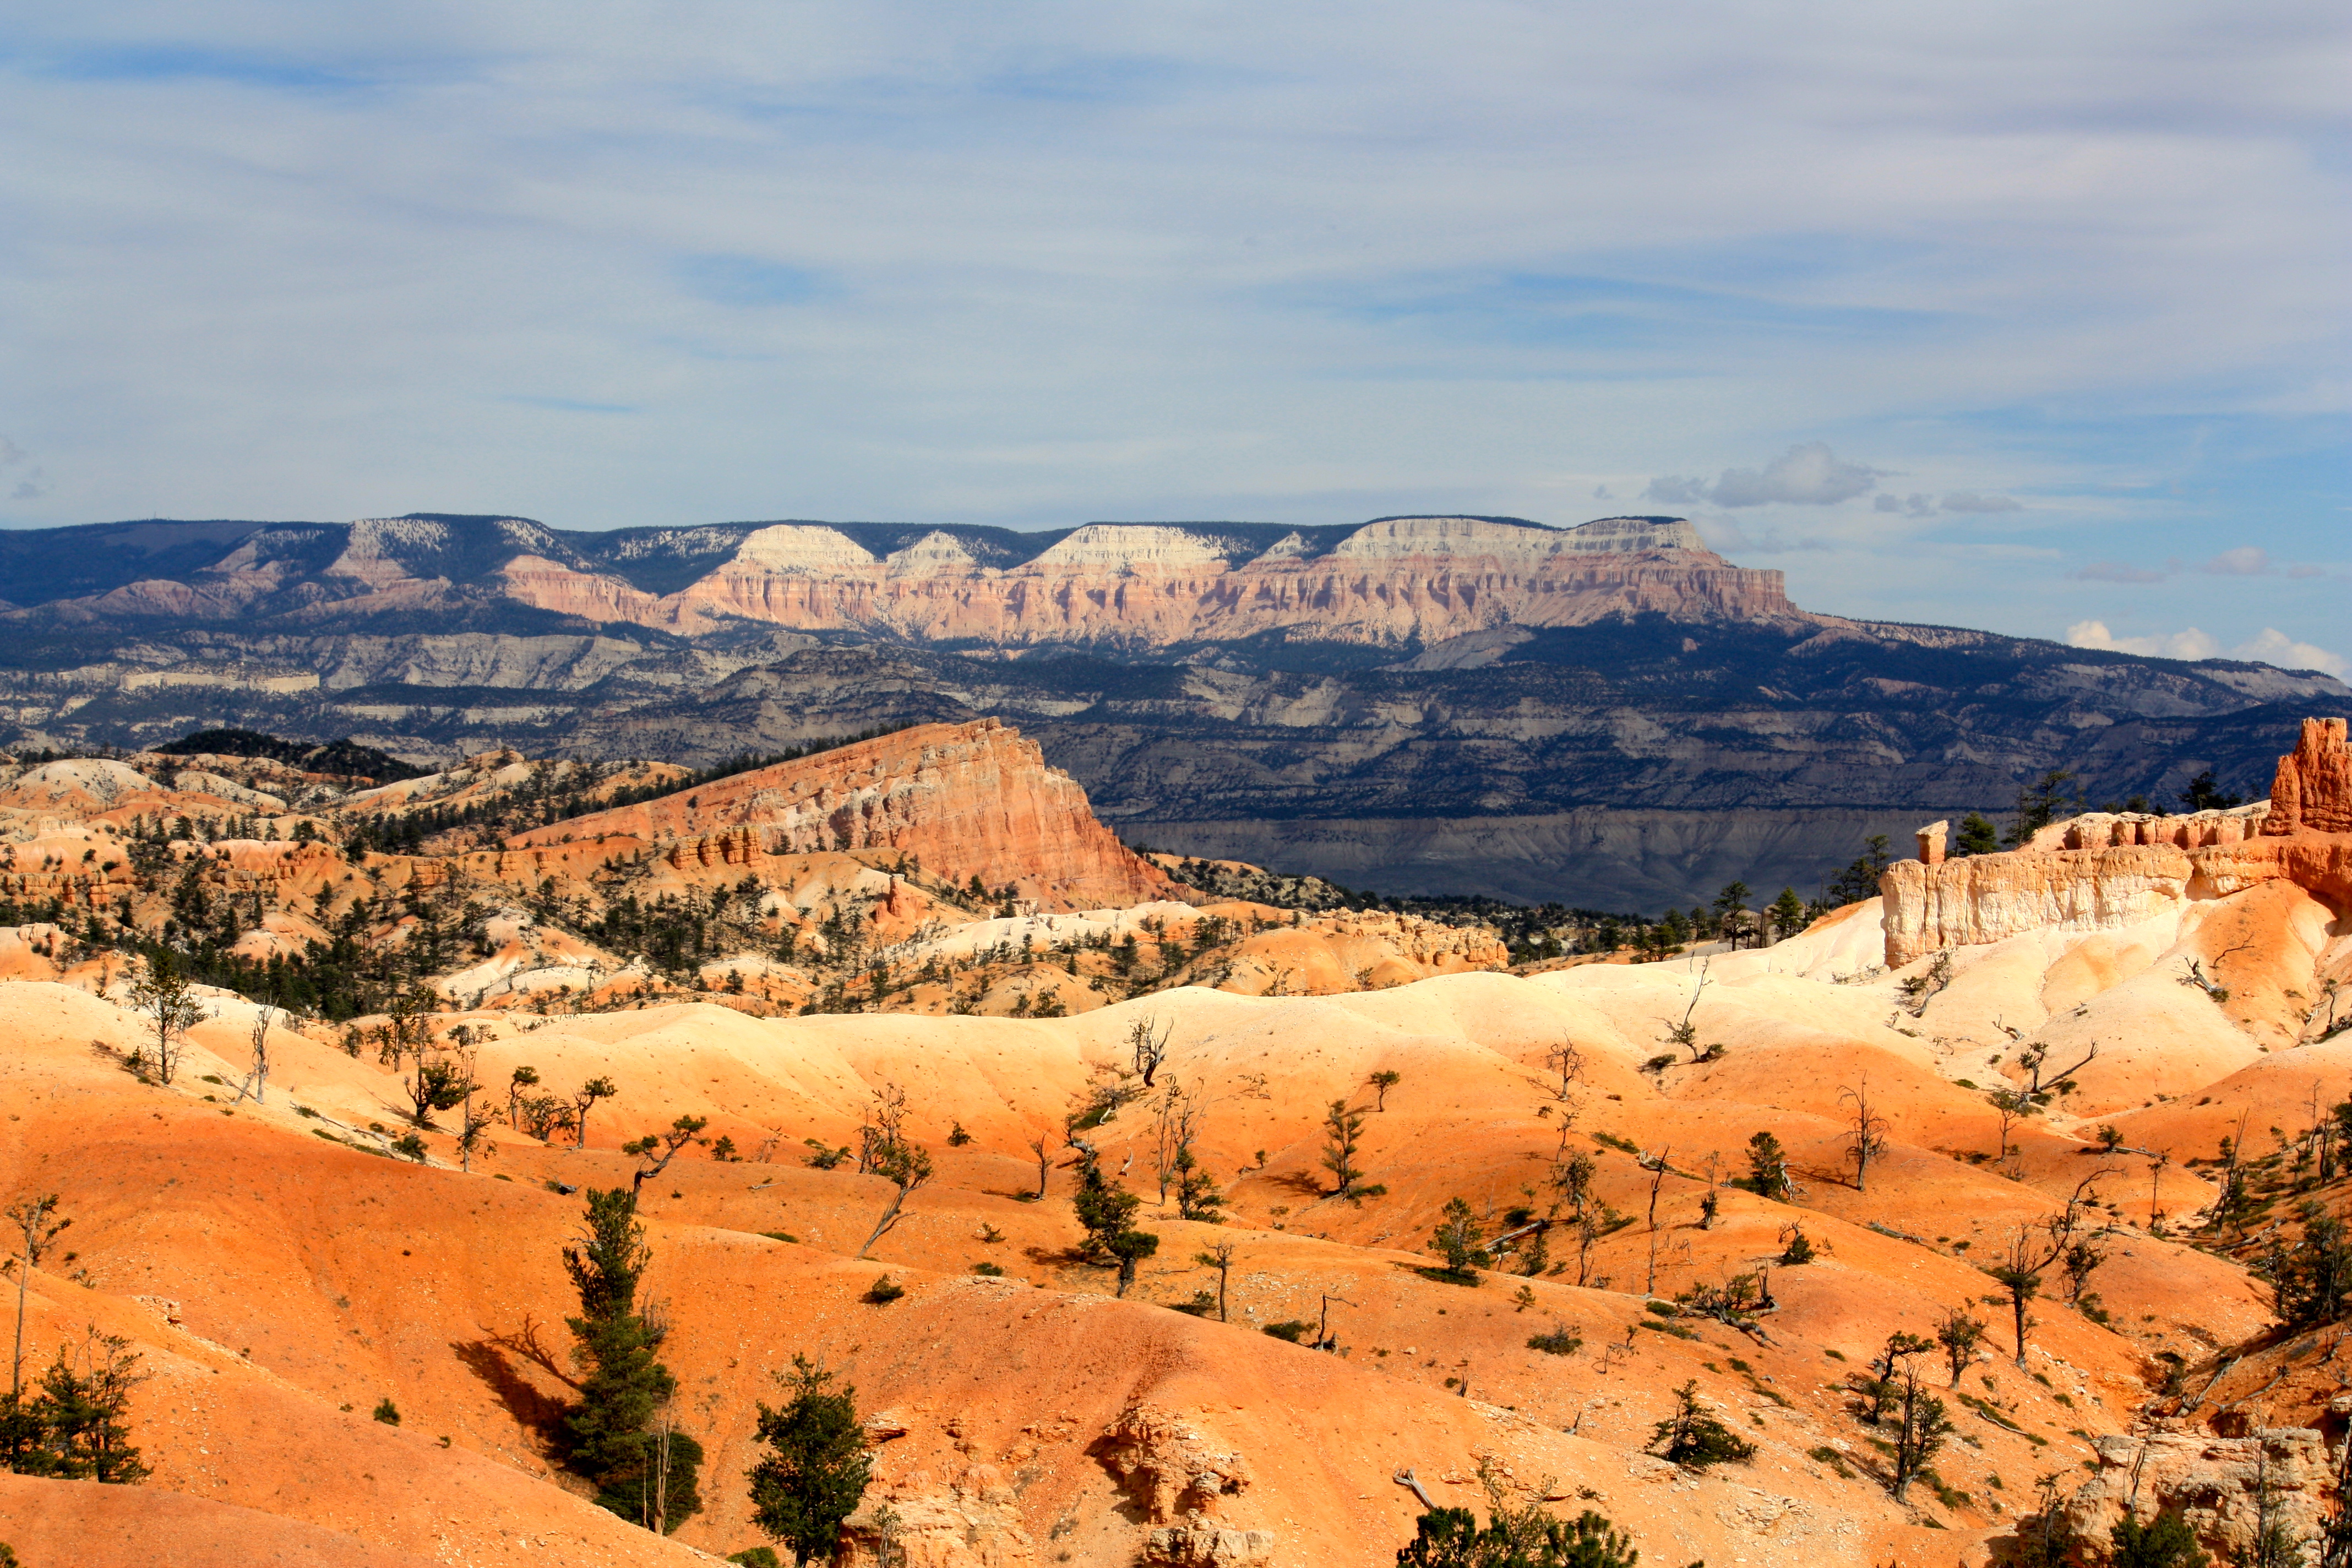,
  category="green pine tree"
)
[560,1189,703,1532]
[747,1355,873,1565]
[1952,812,2001,857]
